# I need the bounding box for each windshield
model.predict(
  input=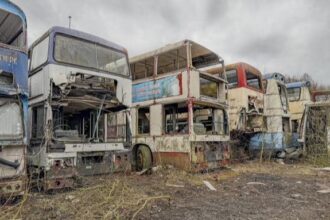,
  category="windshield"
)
[0,9,26,50]
[54,35,129,76]
[287,87,301,101]
[193,105,226,135]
